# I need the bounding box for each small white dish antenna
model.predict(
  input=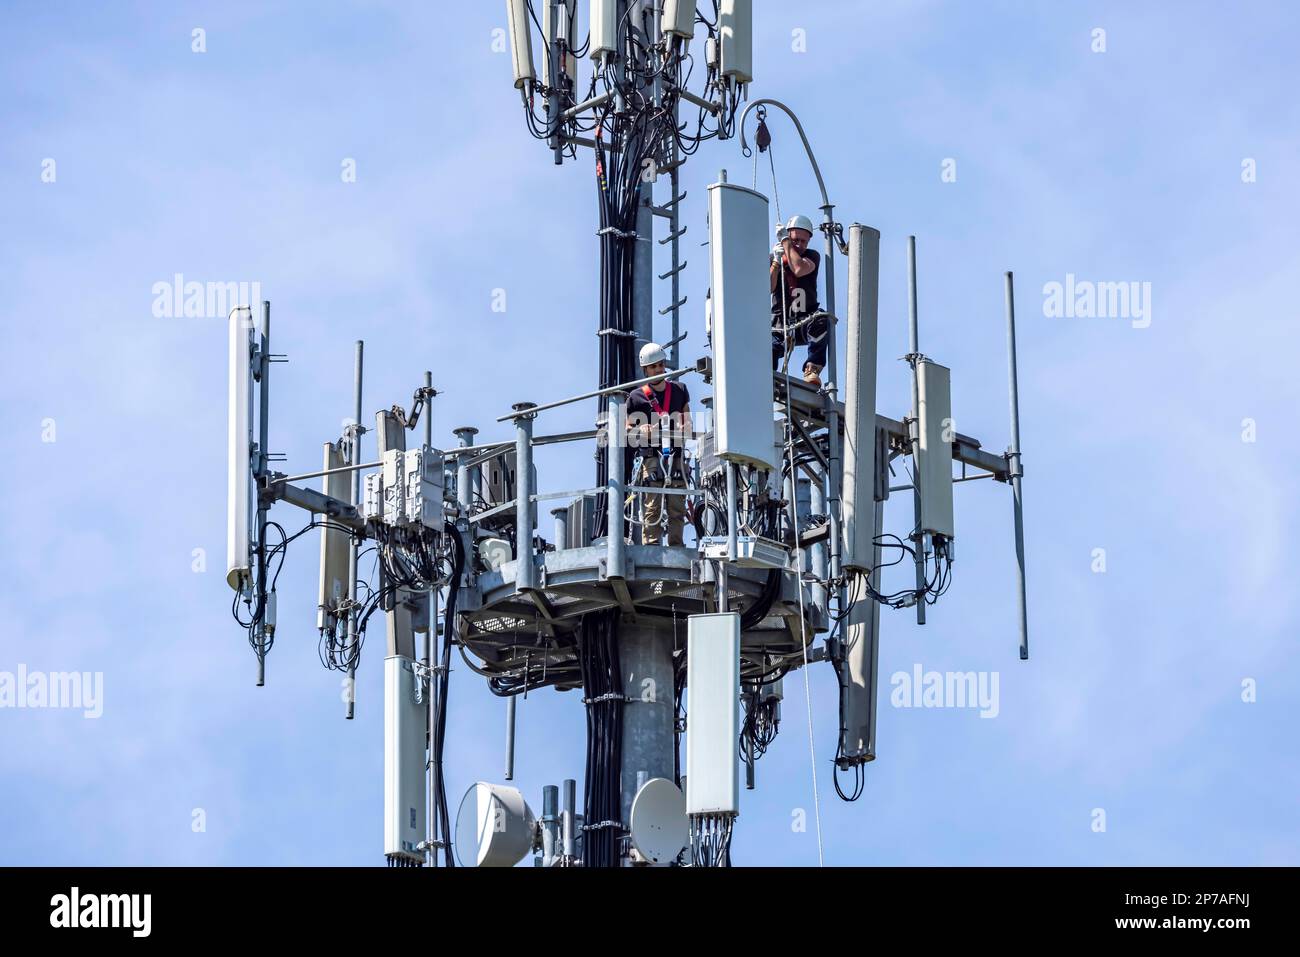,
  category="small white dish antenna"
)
[455,782,535,867]
[629,777,688,864]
